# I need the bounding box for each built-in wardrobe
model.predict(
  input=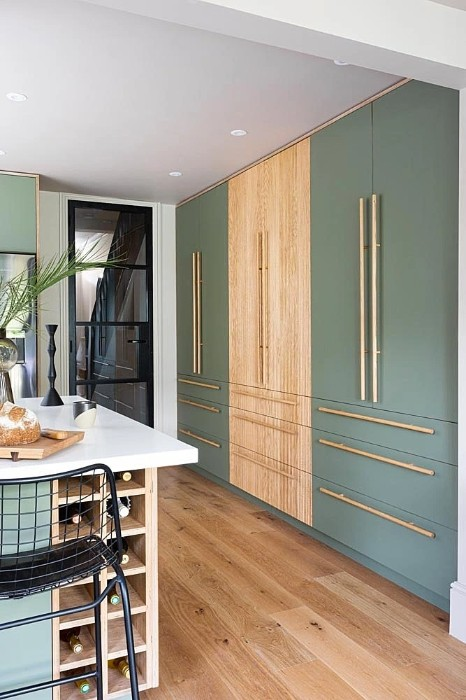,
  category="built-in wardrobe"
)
[176,80,459,611]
